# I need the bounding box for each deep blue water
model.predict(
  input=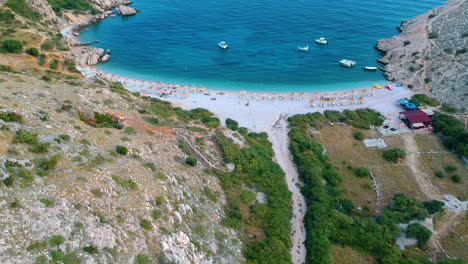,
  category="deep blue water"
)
[80,0,444,92]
